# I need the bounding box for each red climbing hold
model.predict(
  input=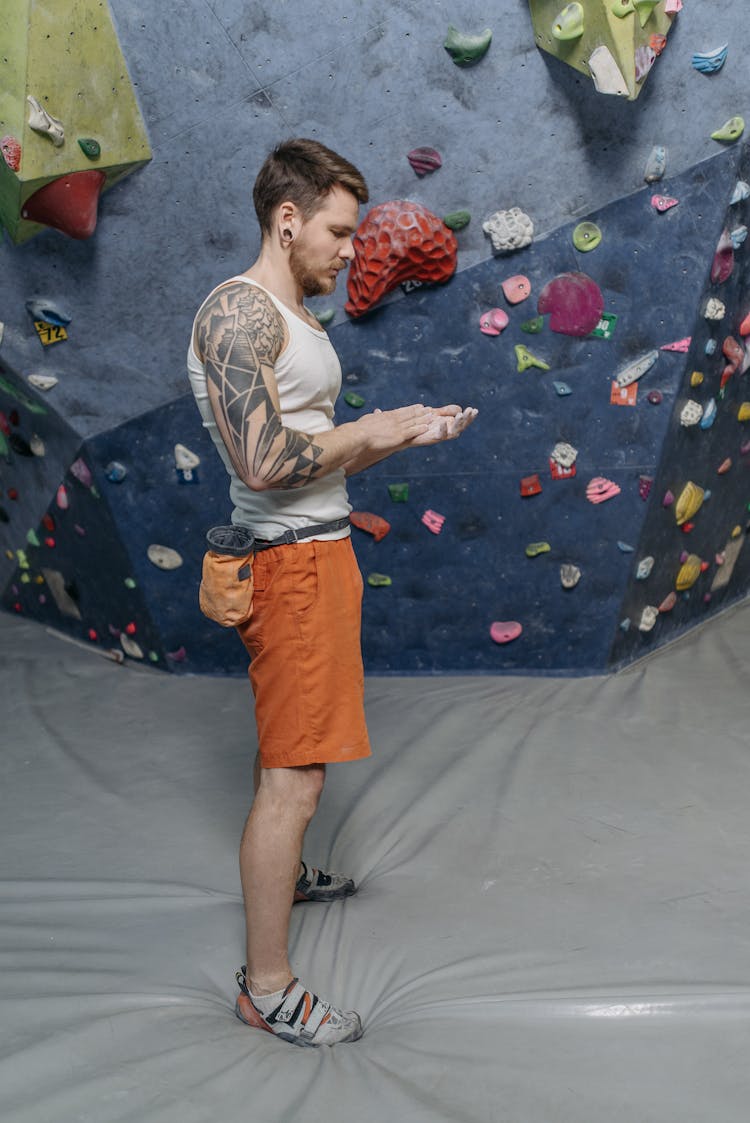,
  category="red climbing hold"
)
[125,621,137,635]
[710,229,734,284]
[520,474,542,497]
[7,488,18,501]
[42,514,55,532]
[345,200,457,317]
[21,170,106,239]
[350,511,391,542]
